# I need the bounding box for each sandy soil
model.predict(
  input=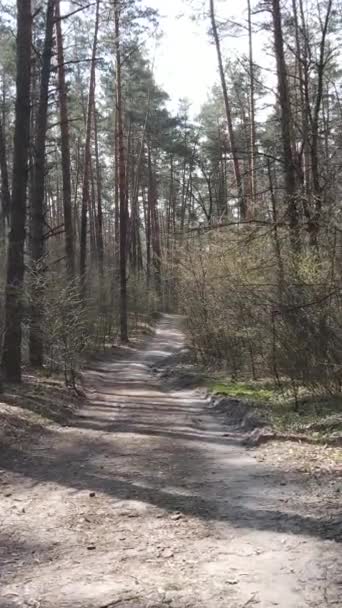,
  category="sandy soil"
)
[0,315,341,608]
